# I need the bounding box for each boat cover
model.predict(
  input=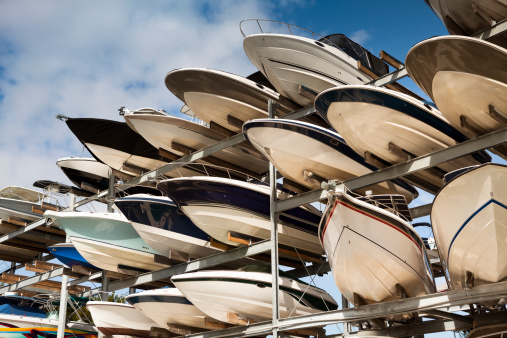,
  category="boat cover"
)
[0,296,46,318]
[321,34,388,76]
[0,187,43,203]
[65,118,163,162]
